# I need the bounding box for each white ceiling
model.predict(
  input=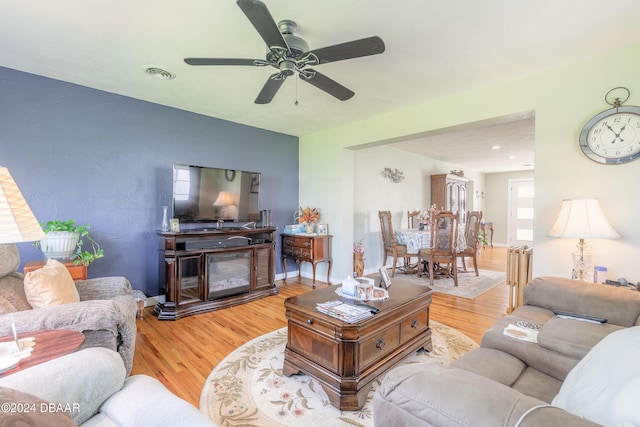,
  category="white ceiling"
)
[2,0,639,172]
